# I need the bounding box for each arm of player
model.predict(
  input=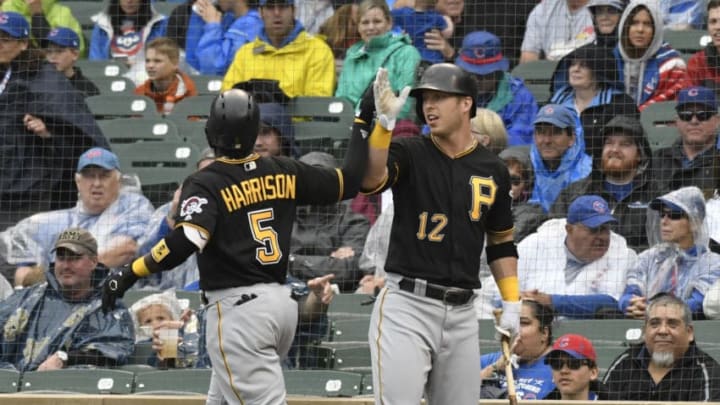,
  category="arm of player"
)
[101,225,207,312]
[487,231,520,342]
[361,68,410,192]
